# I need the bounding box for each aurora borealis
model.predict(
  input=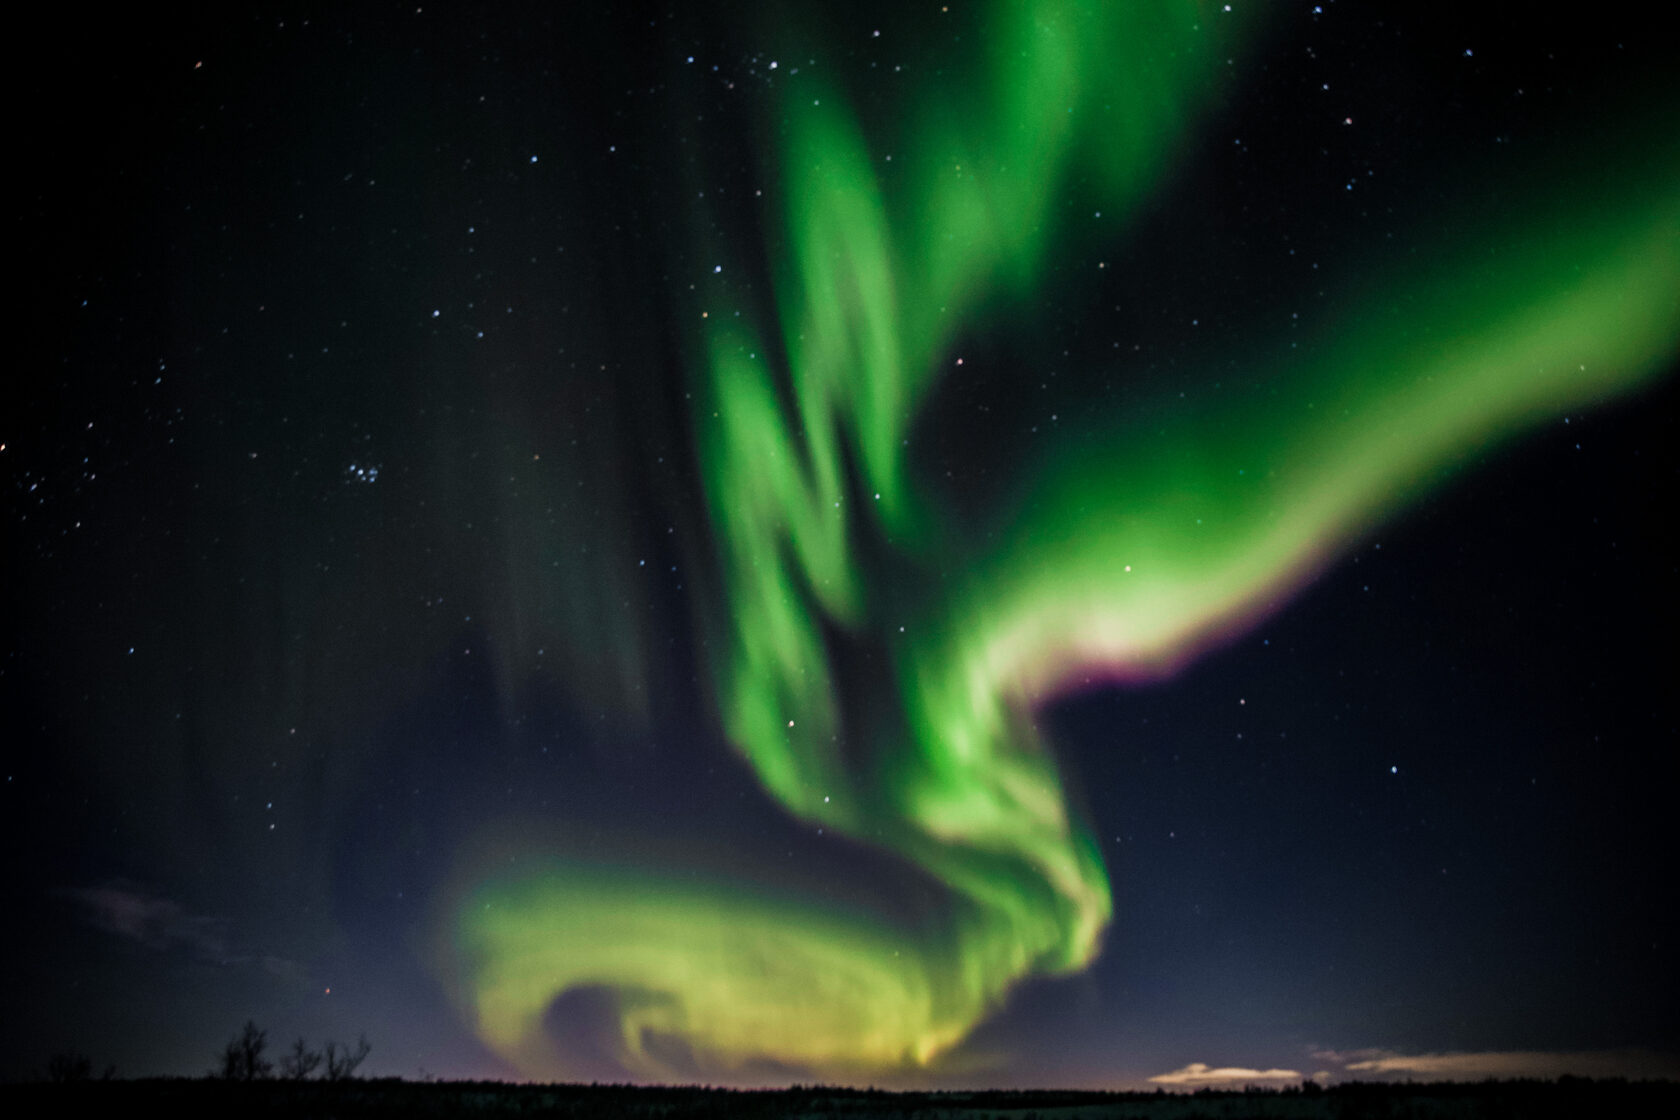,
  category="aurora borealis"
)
[6,0,1677,1089]
[445,0,1677,1083]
